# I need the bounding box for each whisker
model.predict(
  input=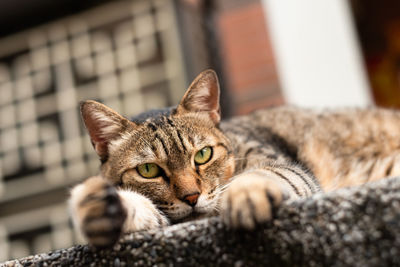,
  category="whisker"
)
[213,206,220,213]
[218,181,233,193]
